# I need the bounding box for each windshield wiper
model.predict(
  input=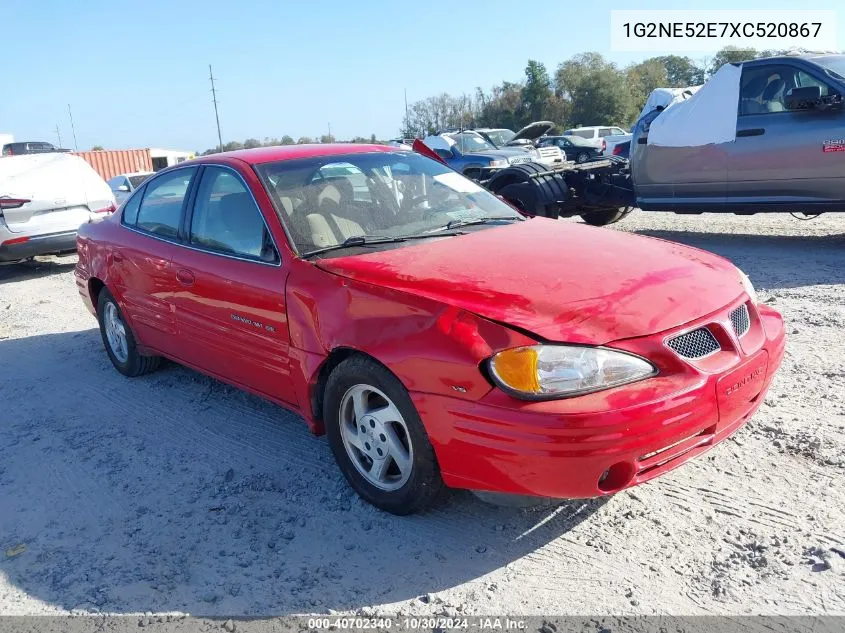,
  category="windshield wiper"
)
[301,235,406,259]
[441,216,525,231]
[302,232,466,259]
